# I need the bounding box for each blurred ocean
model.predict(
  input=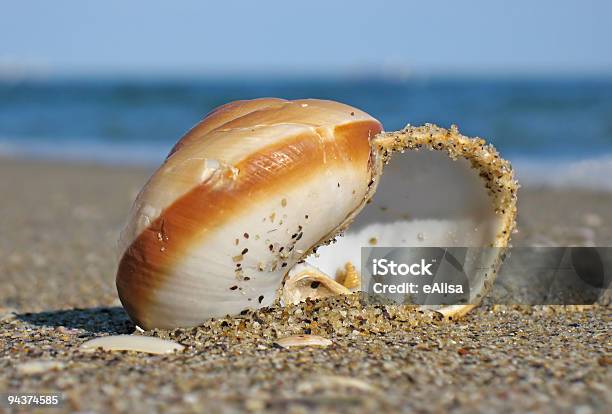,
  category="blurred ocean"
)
[1,76,611,189]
